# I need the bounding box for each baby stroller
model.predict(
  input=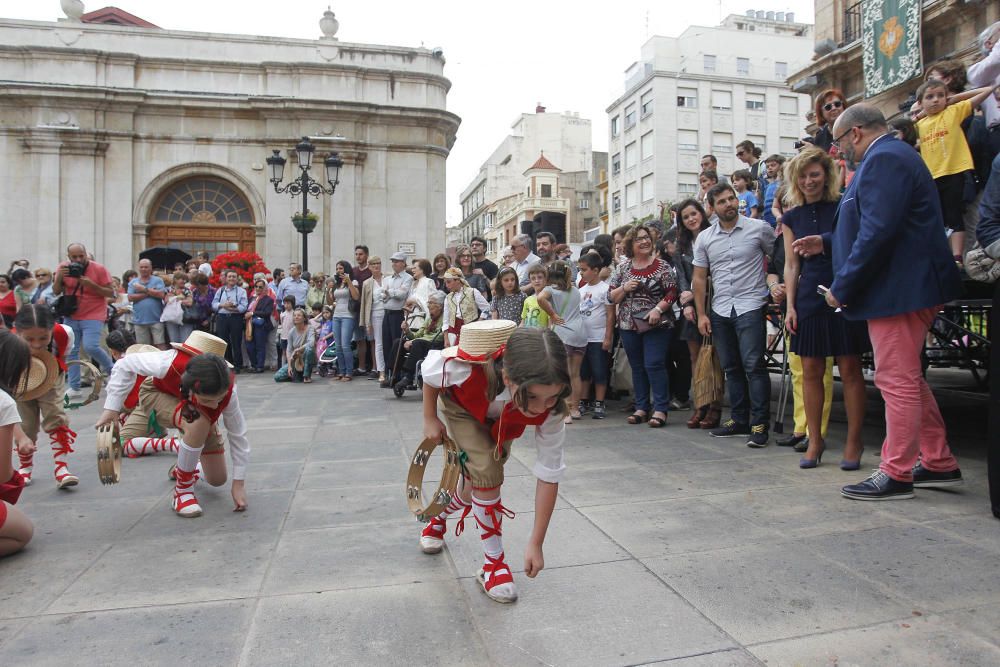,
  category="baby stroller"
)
[317,341,338,377]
